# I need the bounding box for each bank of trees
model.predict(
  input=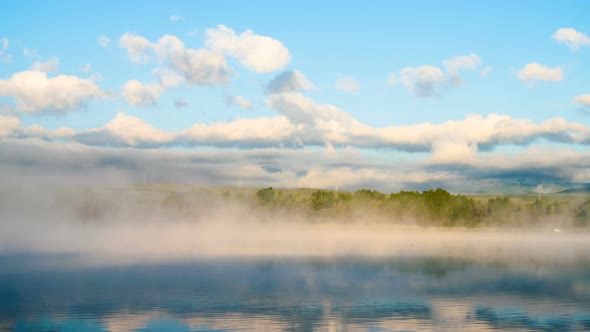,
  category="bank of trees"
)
[252,187,590,227]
